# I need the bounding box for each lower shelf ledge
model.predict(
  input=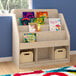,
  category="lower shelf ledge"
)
[20,62,35,66]
[19,40,69,49]
[37,58,69,63]
[19,58,70,68]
